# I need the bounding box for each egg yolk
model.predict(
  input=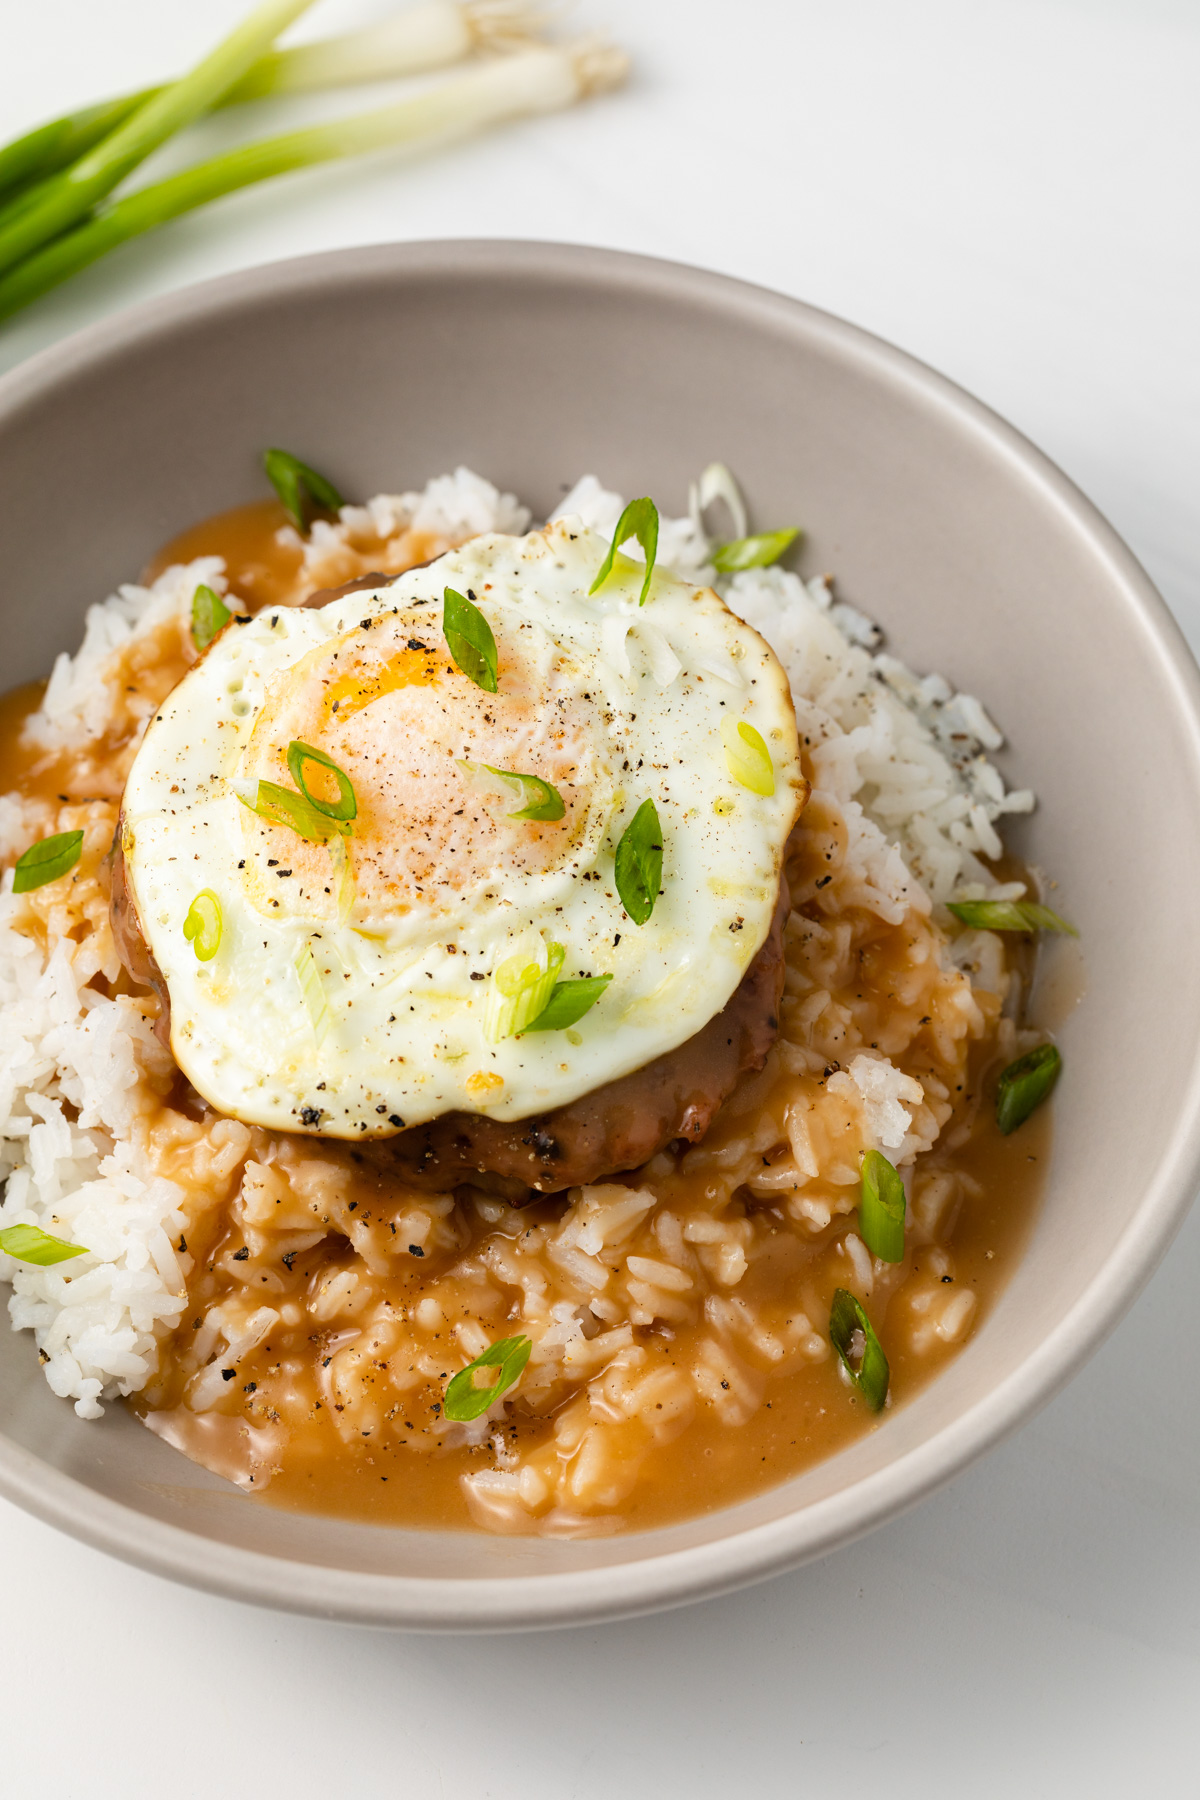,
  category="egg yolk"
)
[236,607,610,922]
